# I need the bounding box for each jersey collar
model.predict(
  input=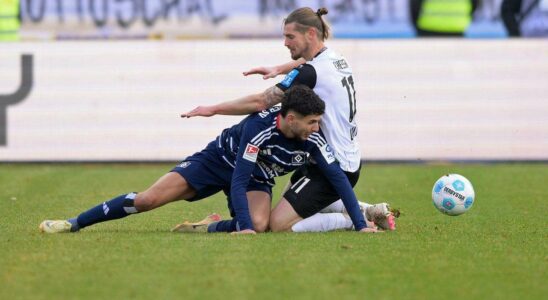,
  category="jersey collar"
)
[314,47,328,58]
